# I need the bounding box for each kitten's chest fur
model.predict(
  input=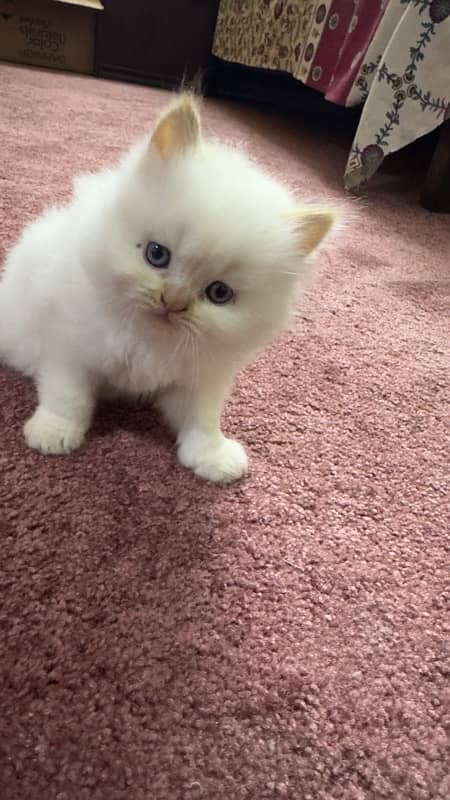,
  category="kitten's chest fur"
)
[97,320,192,397]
